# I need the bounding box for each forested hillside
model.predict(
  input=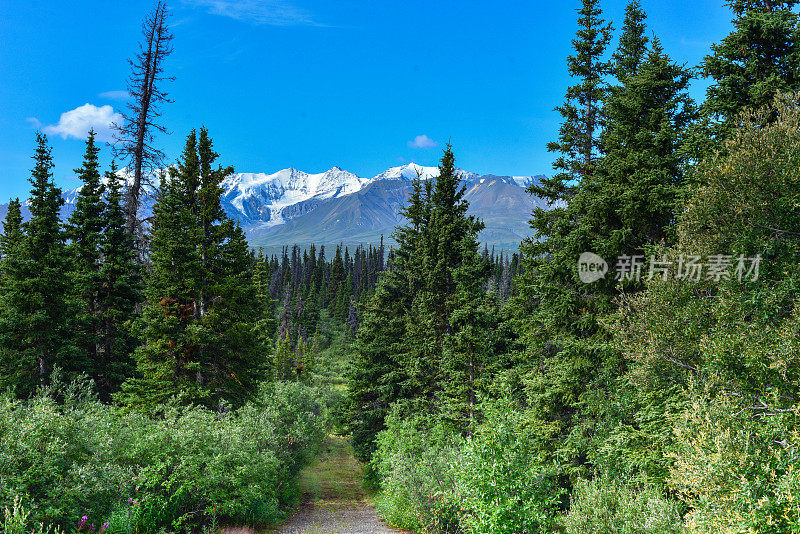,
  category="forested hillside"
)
[347,0,800,532]
[0,130,518,534]
[2,0,800,533]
